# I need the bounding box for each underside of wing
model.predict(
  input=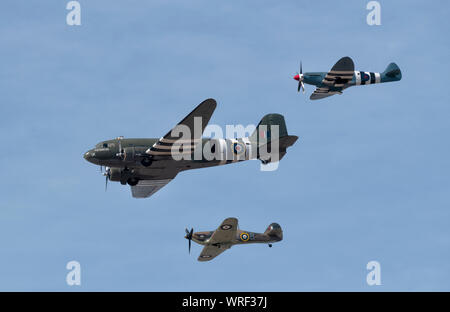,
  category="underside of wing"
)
[209,217,238,244]
[130,178,173,198]
[310,87,341,100]
[198,245,228,262]
[321,56,355,89]
[147,99,217,159]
